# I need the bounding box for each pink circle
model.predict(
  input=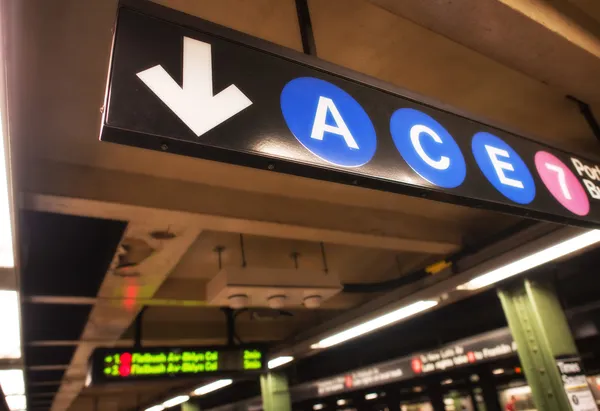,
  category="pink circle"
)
[534,151,589,216]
